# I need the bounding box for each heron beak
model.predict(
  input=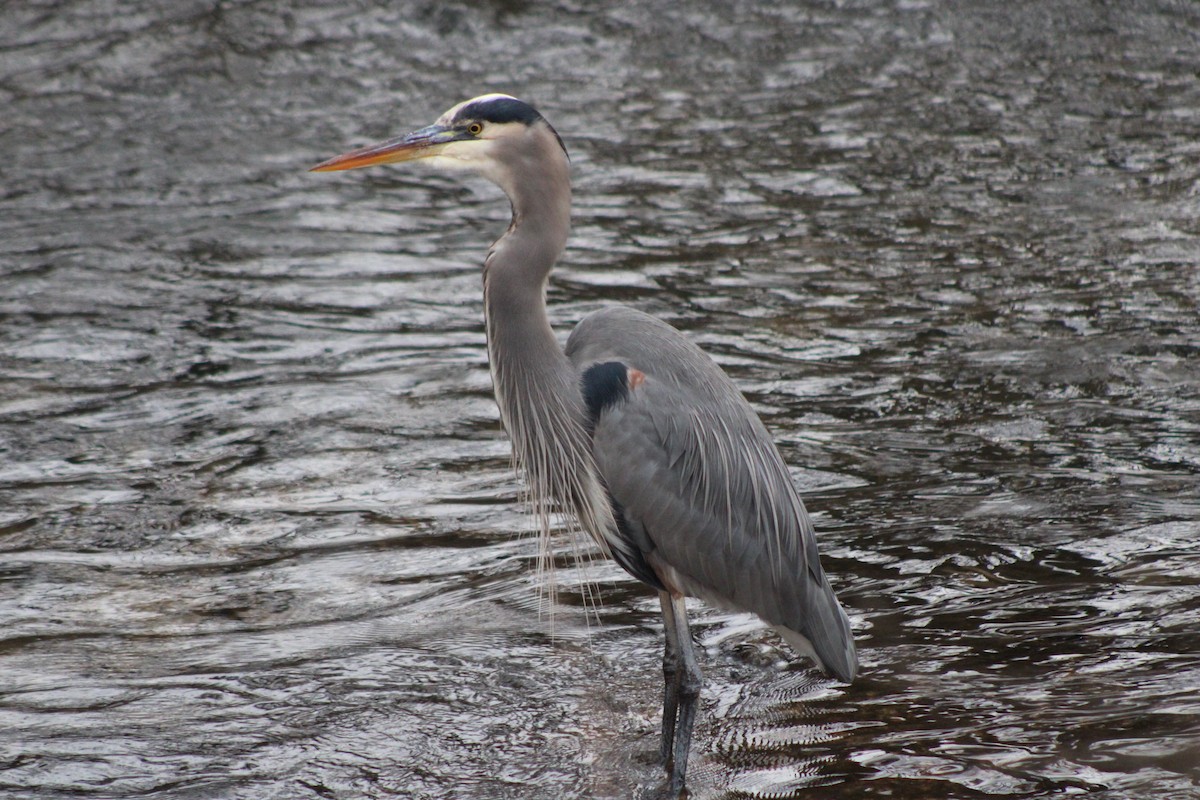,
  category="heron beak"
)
[309,124,464,172]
